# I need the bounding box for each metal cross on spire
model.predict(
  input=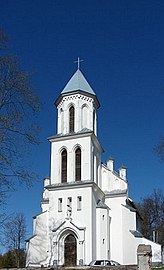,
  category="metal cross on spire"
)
[74,57,84,69]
